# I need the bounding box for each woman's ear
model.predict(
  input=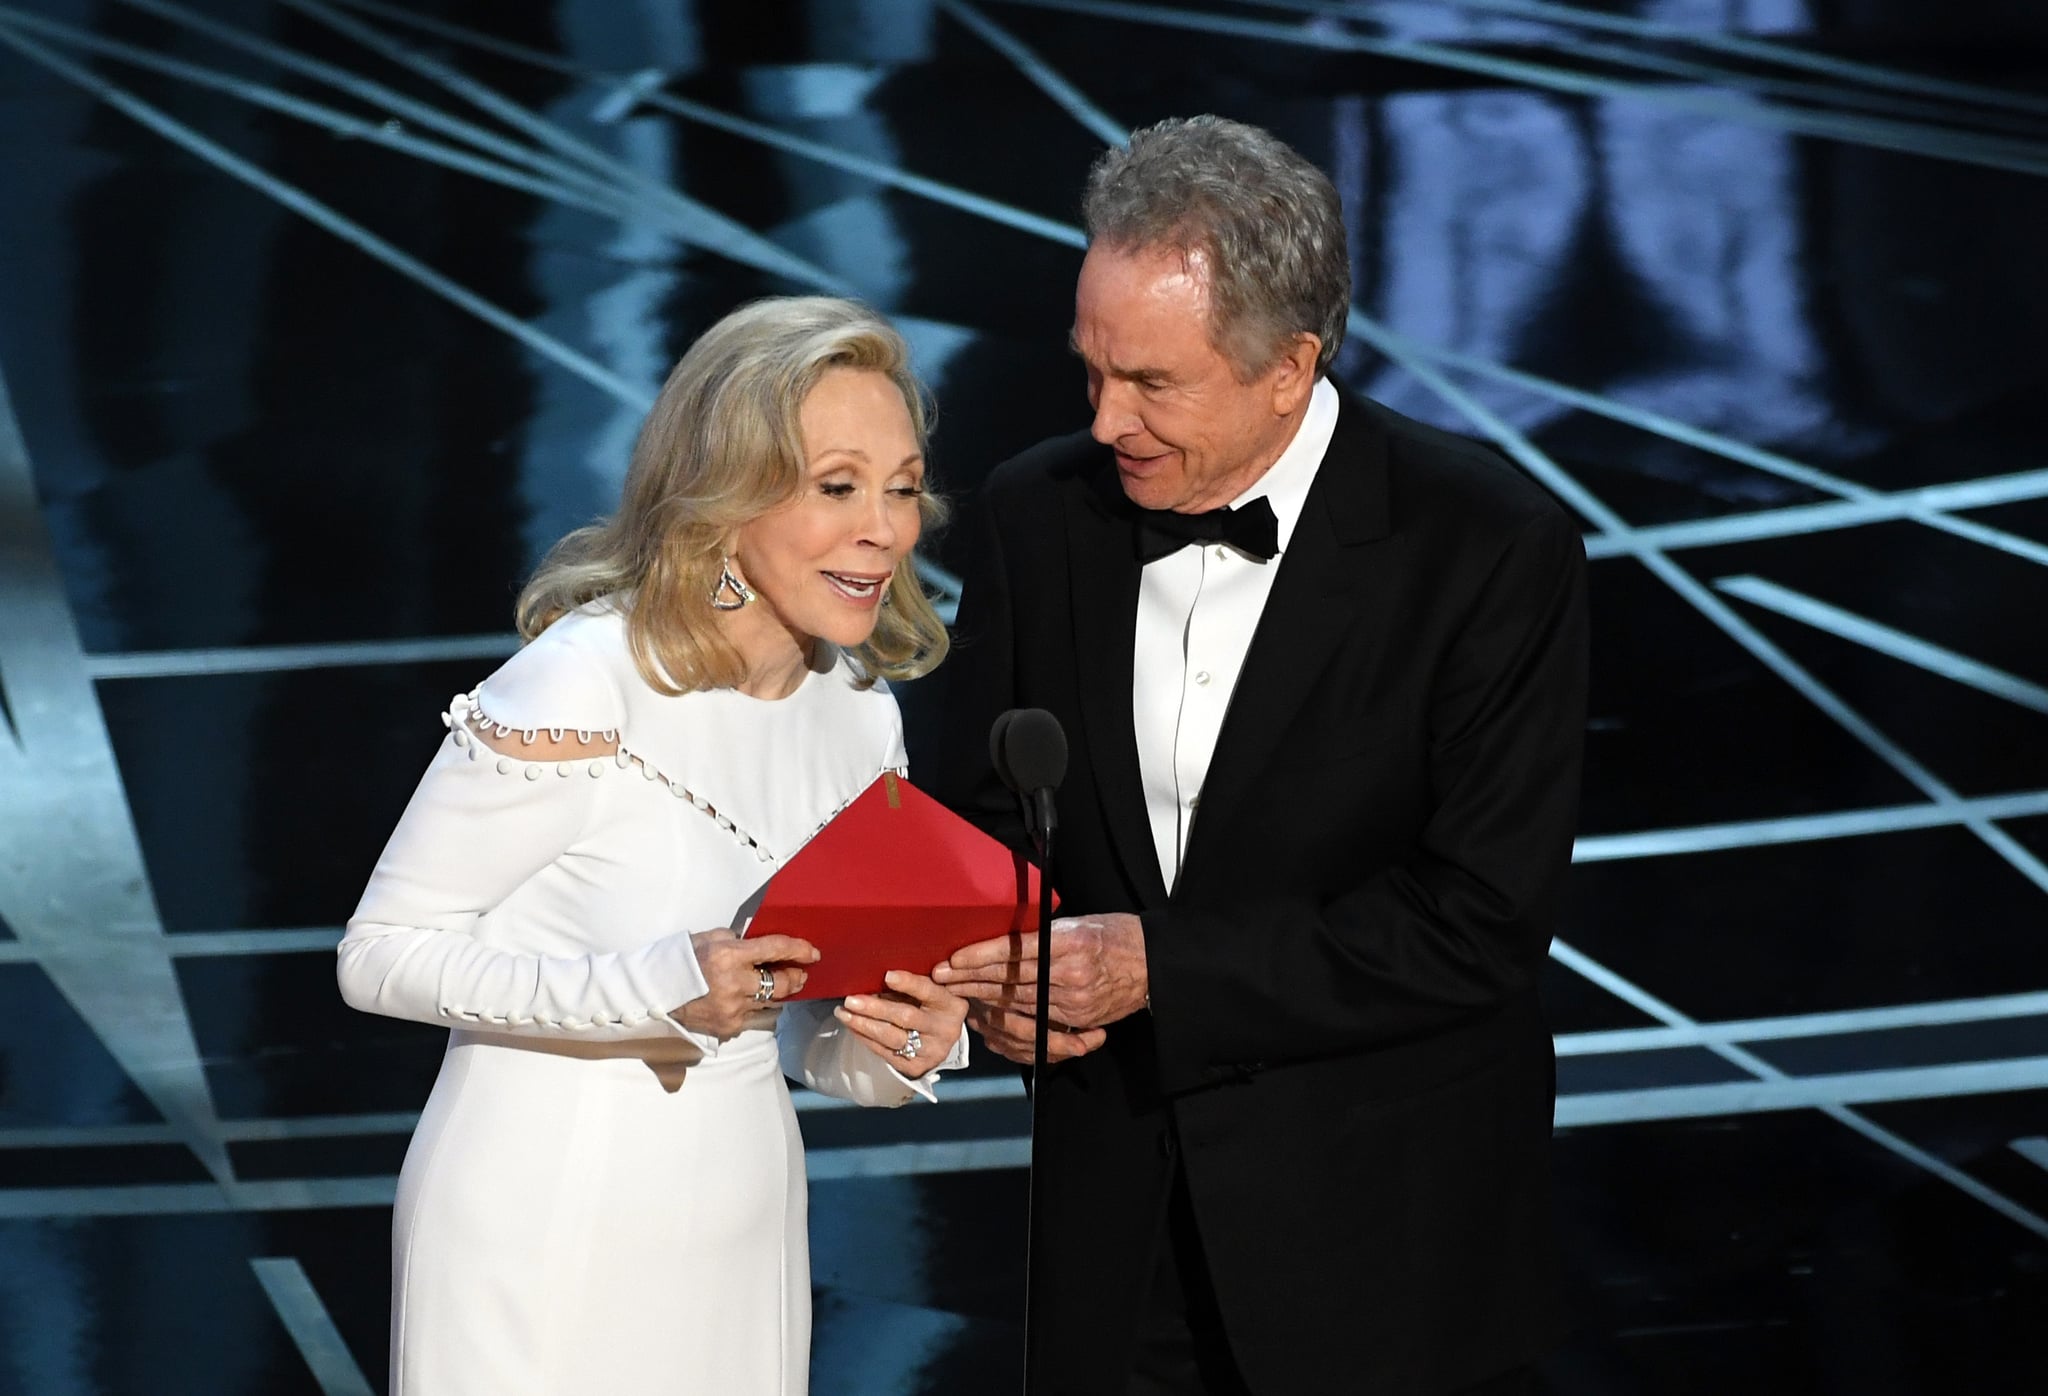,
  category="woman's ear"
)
[719,532,750,581]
